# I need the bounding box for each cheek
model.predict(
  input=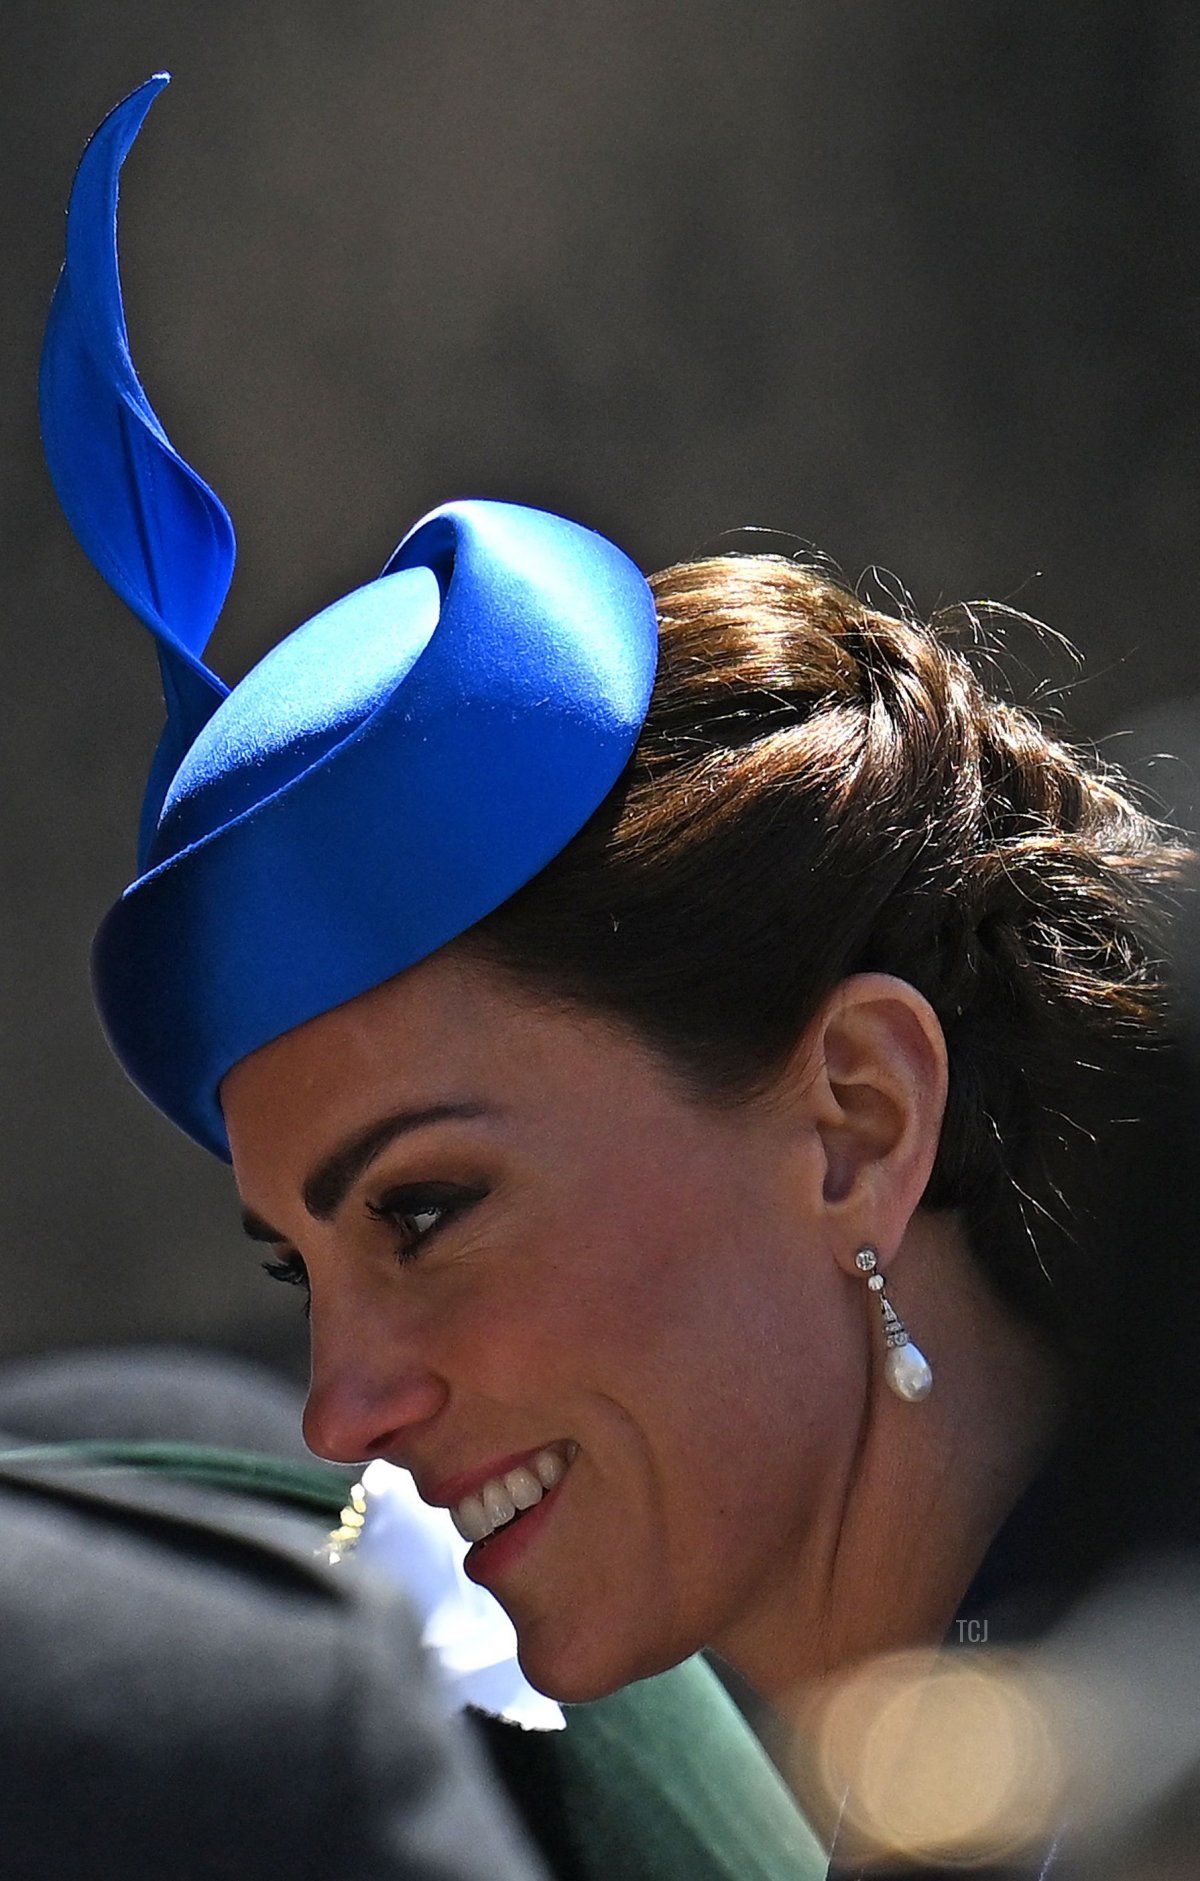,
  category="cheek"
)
[489,1149,829,1454]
